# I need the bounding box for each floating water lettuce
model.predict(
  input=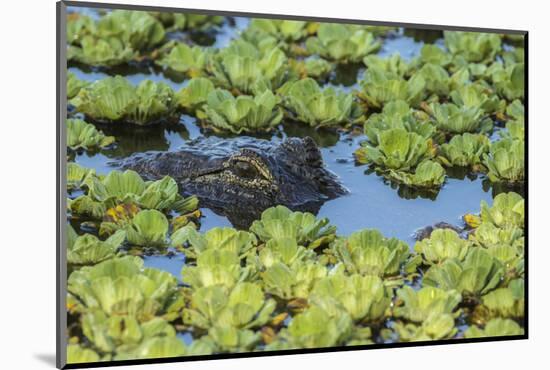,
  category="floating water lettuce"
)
[201,88,283,133]
[477,279,524,320]
[67,72,89,99]
[171,226,257,259]
[244,19,309,42]
[480,192,524,230]
[181,249,252,290]
[358,67,425,109]
[255,238,314,269]
[262,261,328,300]
[156,43,212,76]
[362,101,435,146]
[250,205,336,248]
[67,344,101,364]
[278,78,363,127]
[444,31,502,63]
[152,12,223,31]
[488,62,524,101]
[450,84,503,115]
[183,283,276,329]
[412,44,453,68]
[207,40,289,94]
[125,209,169,247]
[306,23,380,63]
[355,128,433,171]
[428,102,491,134]
[439,133,490,168]
[330,228,415,280]
[413,63,450,97]
[310,273,391,323]
[68,169,198,220]
[394,313,457,341]
[267,306,353,349]
[483,138,524,183]
[423,248,504,296]
[175,77,215,112]
[70,76,178,125]
[363,54,410,78]
[67,119,115,151]
[67,10,166,66]
[414,228,471,265]
[289,58,333,80]
[464,318,524,338]
[394,286,462,322]
[67,225,125,265]
[68,256,179,320]
[386,160,446,189]
[67,163,96,191]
